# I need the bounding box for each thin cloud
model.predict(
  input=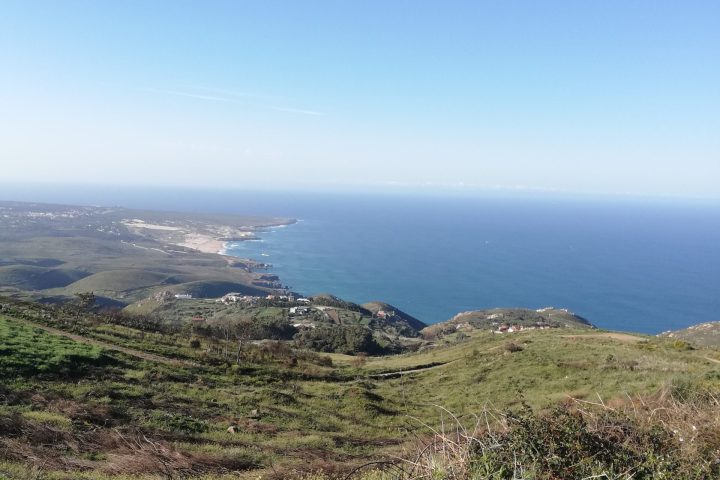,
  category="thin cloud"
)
[269,105,325,116]
[193,86,273,100]
[143,86,324,116]
[141,87,243,104]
